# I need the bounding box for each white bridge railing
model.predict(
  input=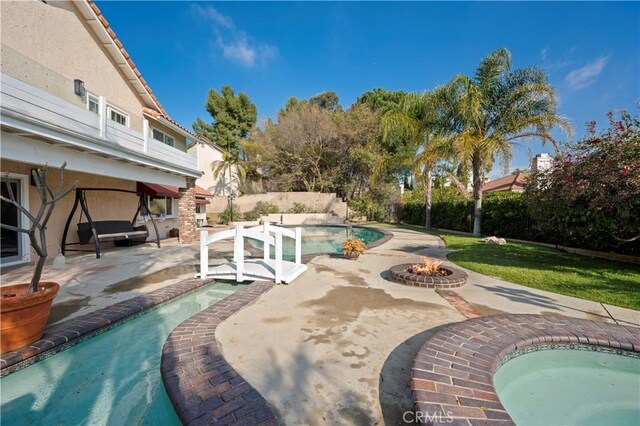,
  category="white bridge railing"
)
[199,221,303,283]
